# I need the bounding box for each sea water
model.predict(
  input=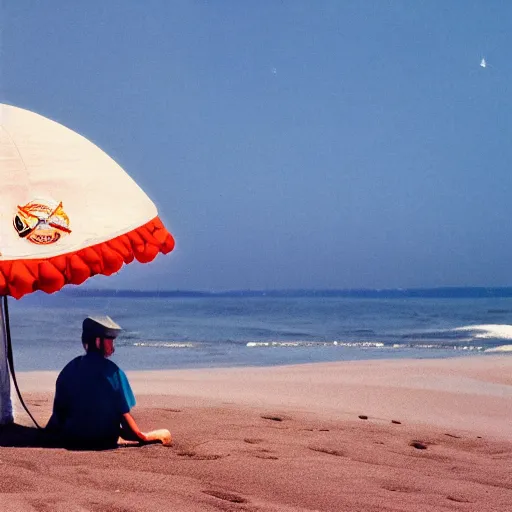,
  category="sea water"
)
[7,292,512,371]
